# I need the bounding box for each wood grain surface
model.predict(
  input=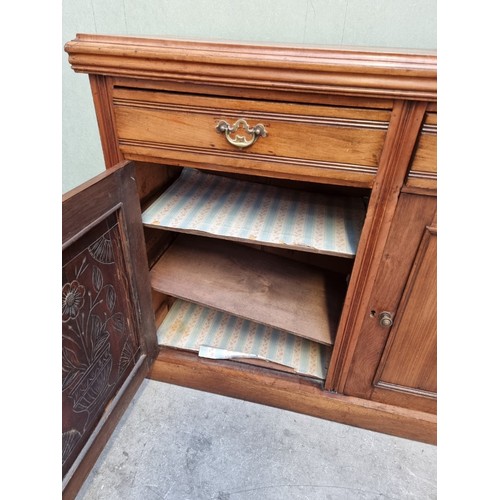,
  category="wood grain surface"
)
[150,234,345,345]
